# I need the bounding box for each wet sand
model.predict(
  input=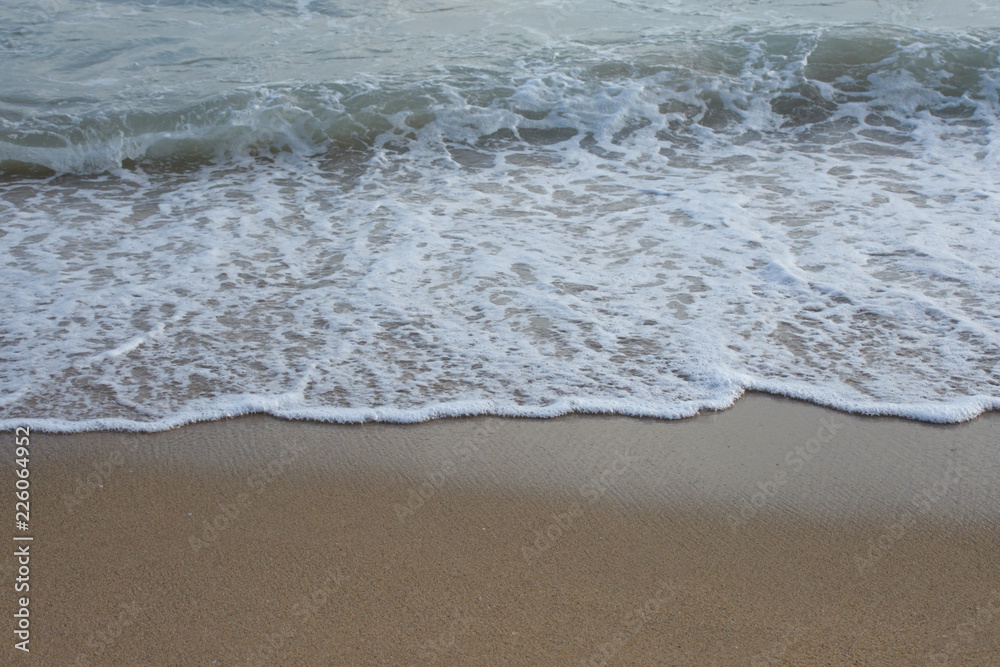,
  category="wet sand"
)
[5,393,1000,665]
